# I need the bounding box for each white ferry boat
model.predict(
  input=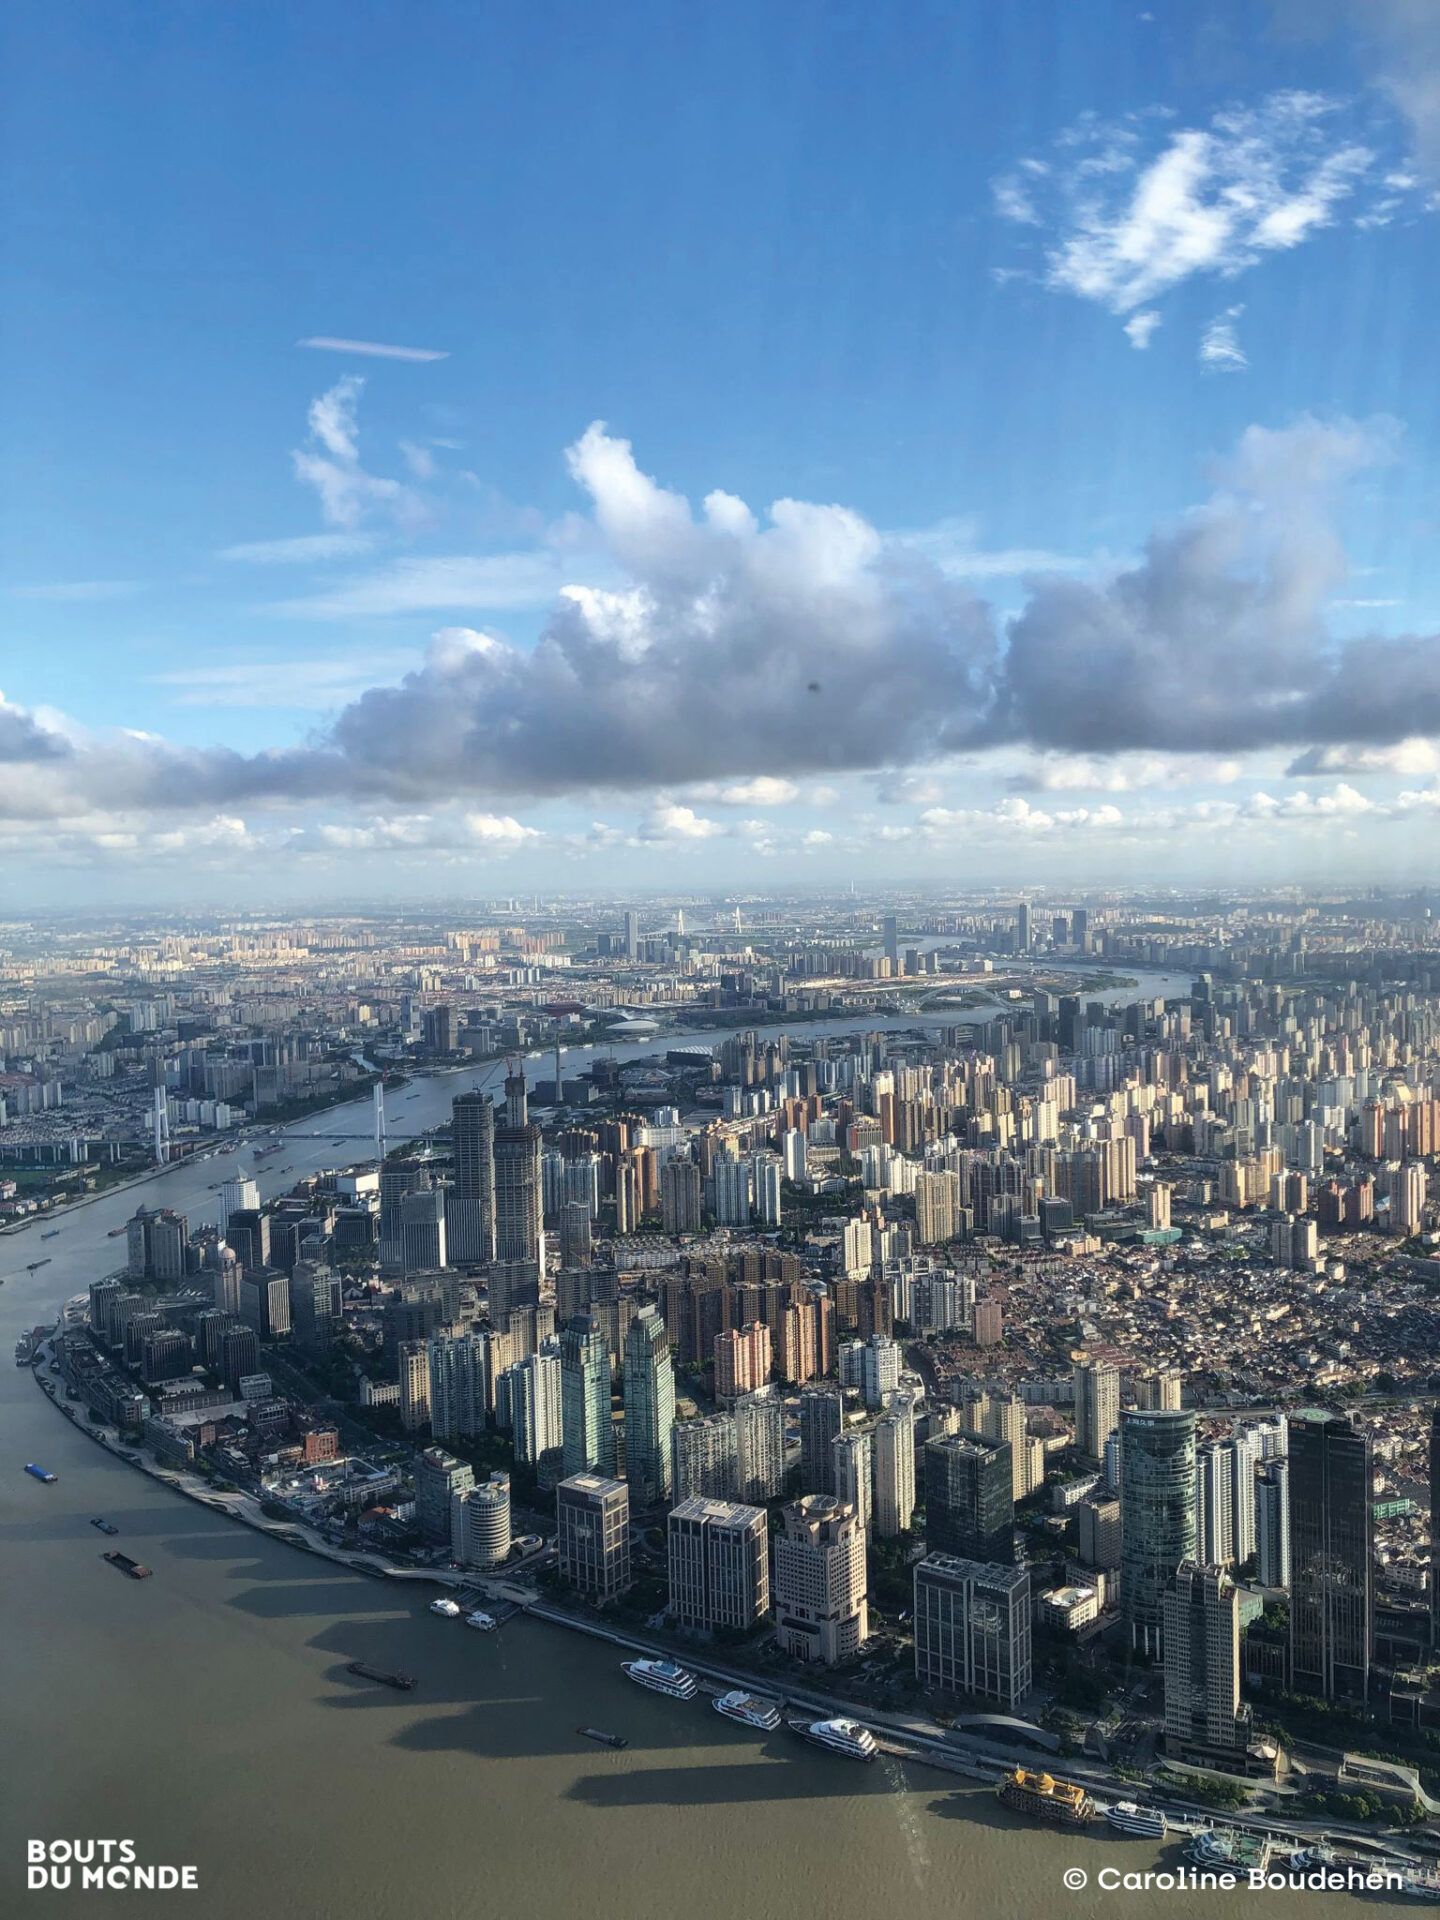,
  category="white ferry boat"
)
[713,1689,782,1732]
[788,1716,877,1762]
[1186,1829,1268,1873]
[465,1610,498,1631]
[1104,1801,1167,1839]
[1286,1843,1336,1871]
[429,1598,462,1618]
[621,1658,697,1700]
